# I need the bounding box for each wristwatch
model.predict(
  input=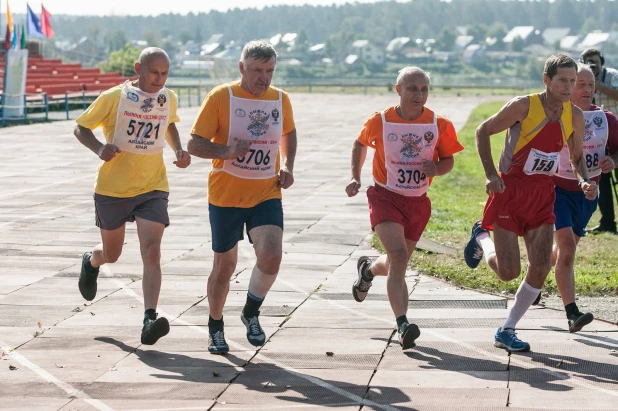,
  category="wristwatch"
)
[578,178,590,188]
